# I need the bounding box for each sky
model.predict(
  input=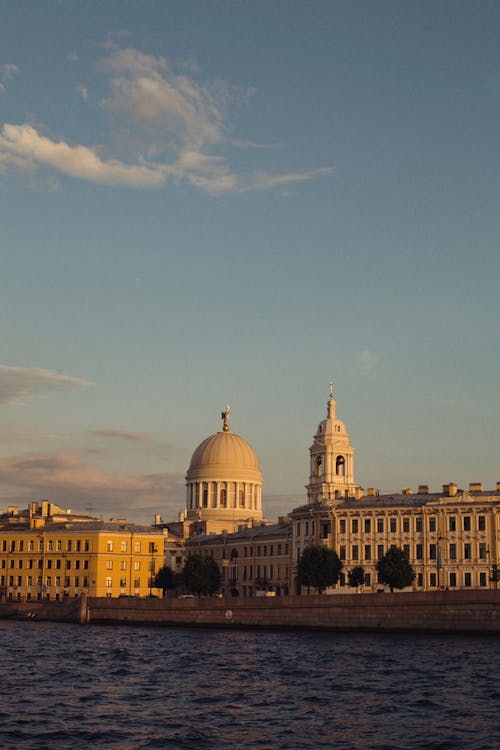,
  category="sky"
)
[0,0,499,524]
